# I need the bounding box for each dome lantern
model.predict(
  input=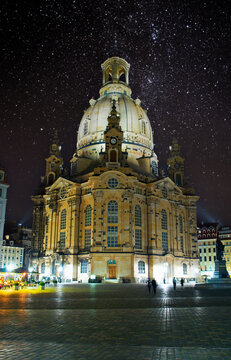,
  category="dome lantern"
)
[101,57,130,86]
